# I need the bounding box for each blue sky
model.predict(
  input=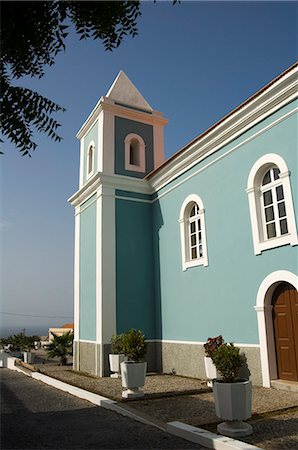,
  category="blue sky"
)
[1,1,297,334]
